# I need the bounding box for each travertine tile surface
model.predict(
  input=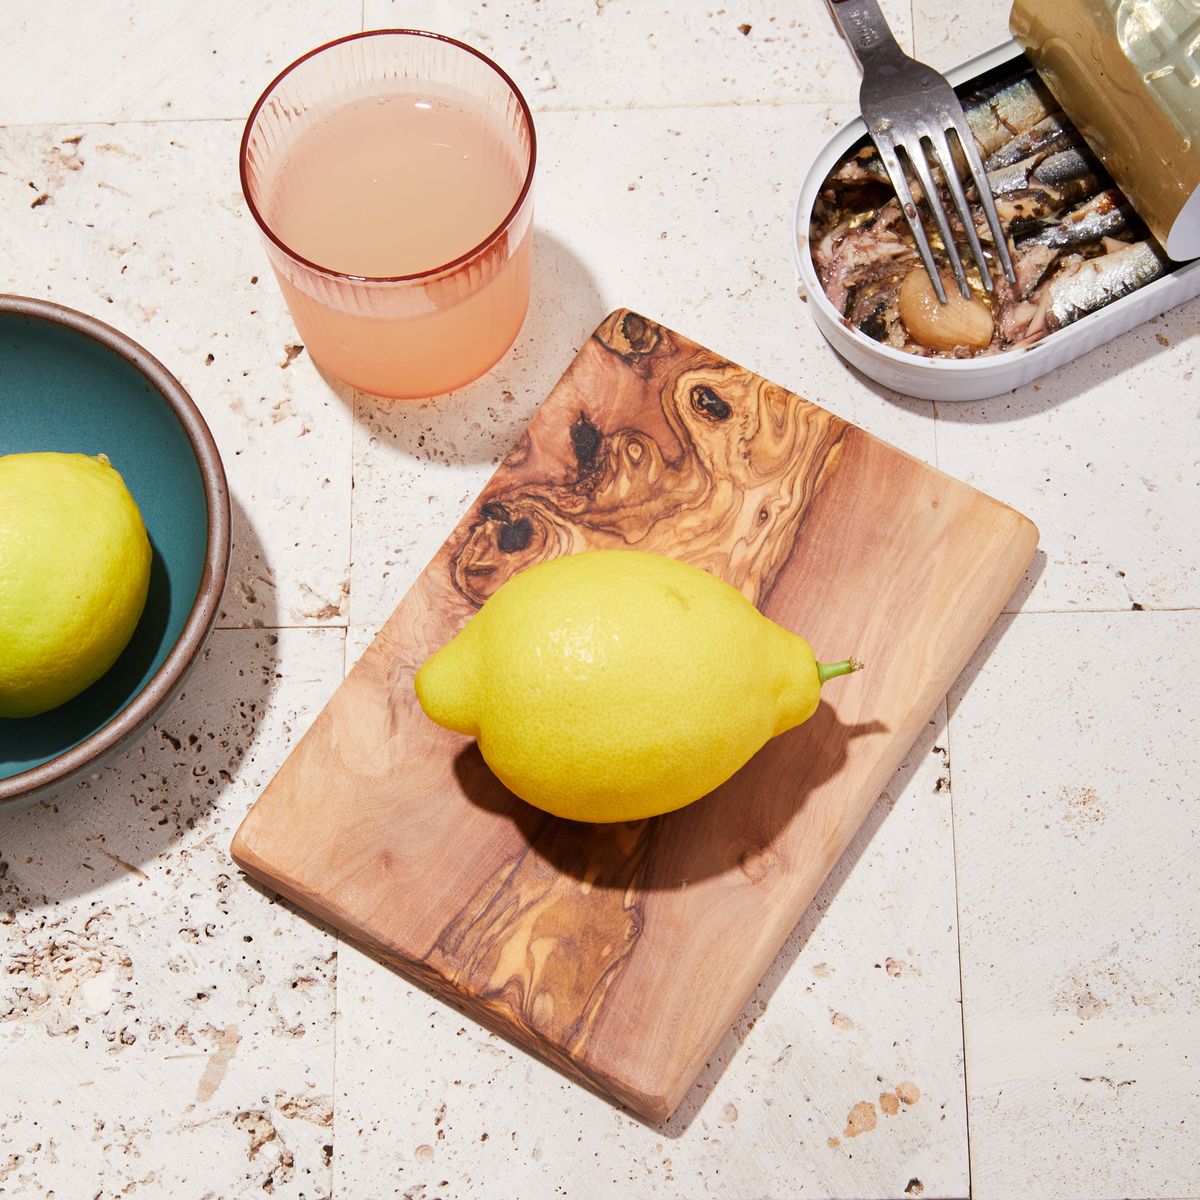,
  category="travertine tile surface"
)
[1,629,344,1198]
[4,3,1199,1198]
[364,0,913,108]
[948,612,1200,1200]
[935,306,1200,614]
[912,0,1013,71]
[0,121,354,628]
[5,1,362,124]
